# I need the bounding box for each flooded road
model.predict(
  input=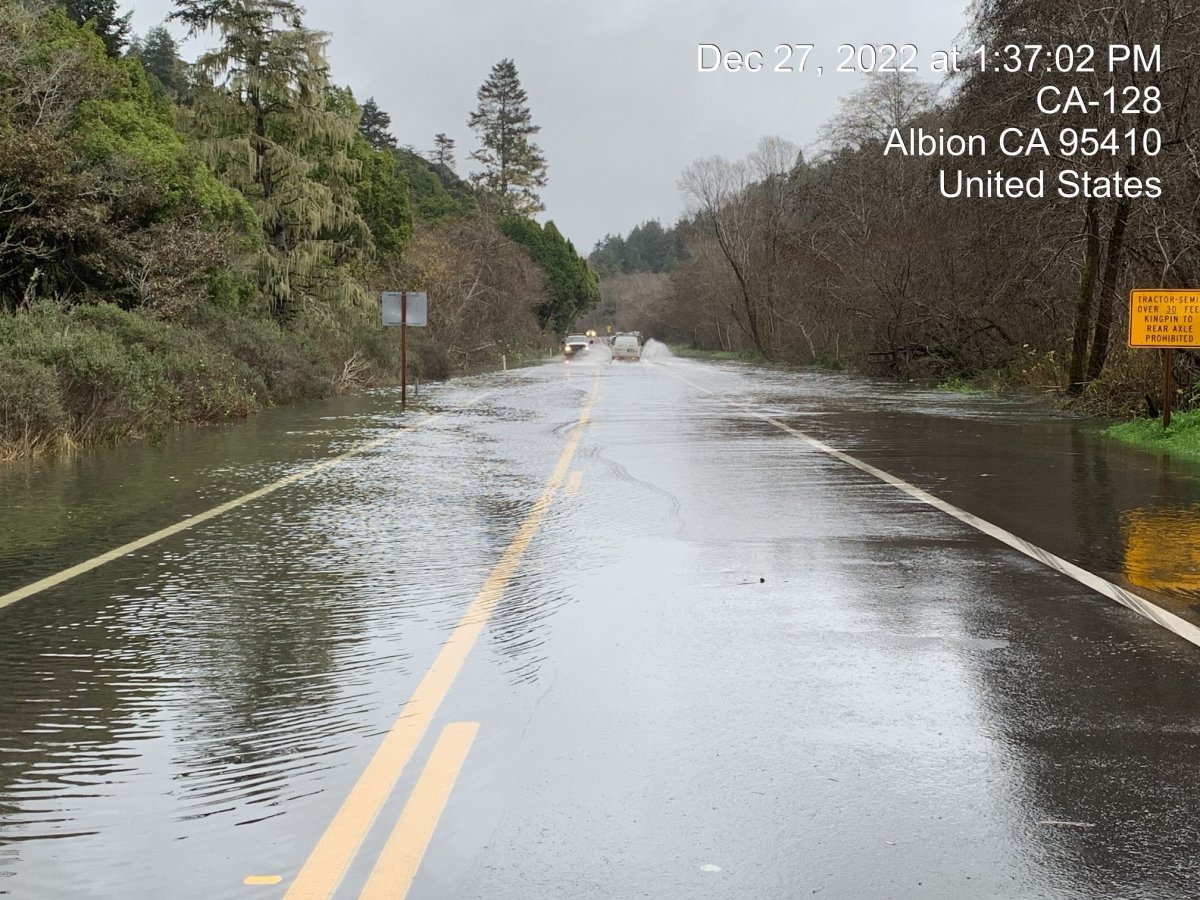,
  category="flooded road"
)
[3,347,1200,898]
